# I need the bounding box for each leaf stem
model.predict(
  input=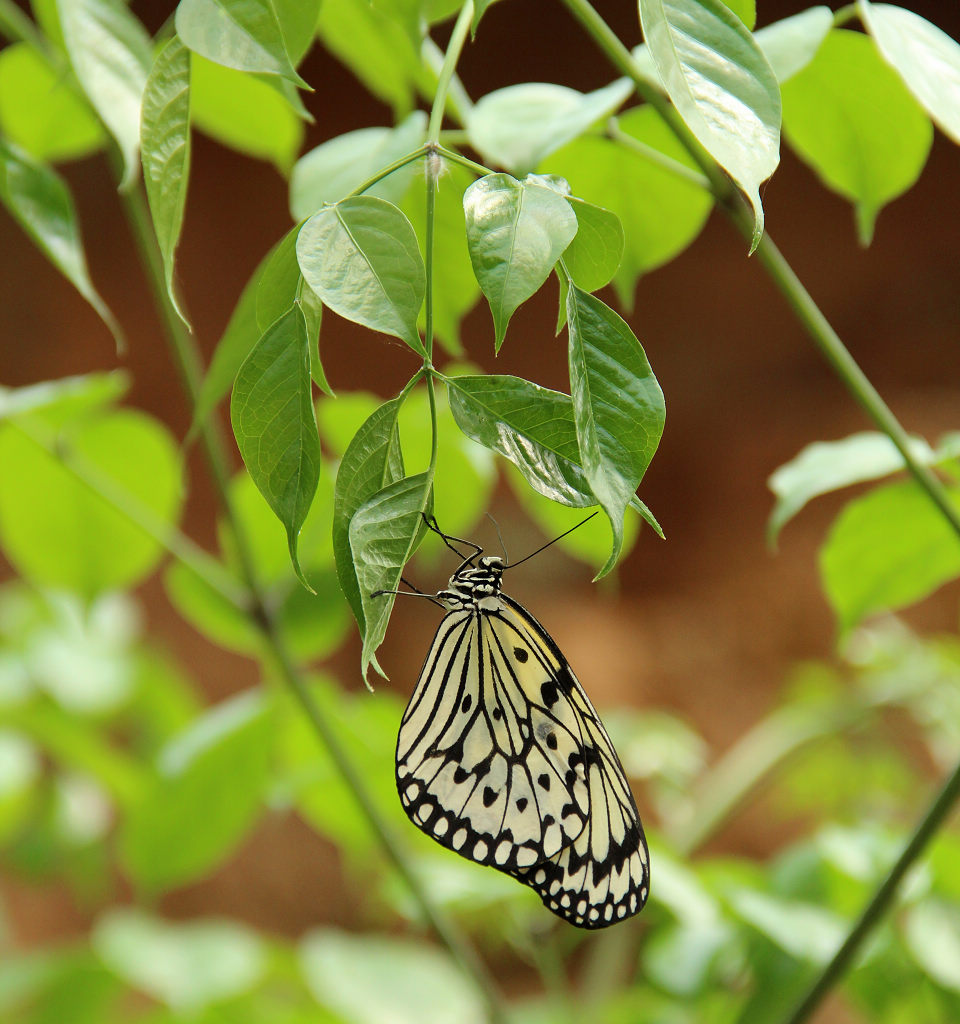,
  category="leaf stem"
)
[436,145,496,178]
[783,759,960,1024]
[427,0,475,144]
[113,161,506,1021]
[347,146,429,199]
